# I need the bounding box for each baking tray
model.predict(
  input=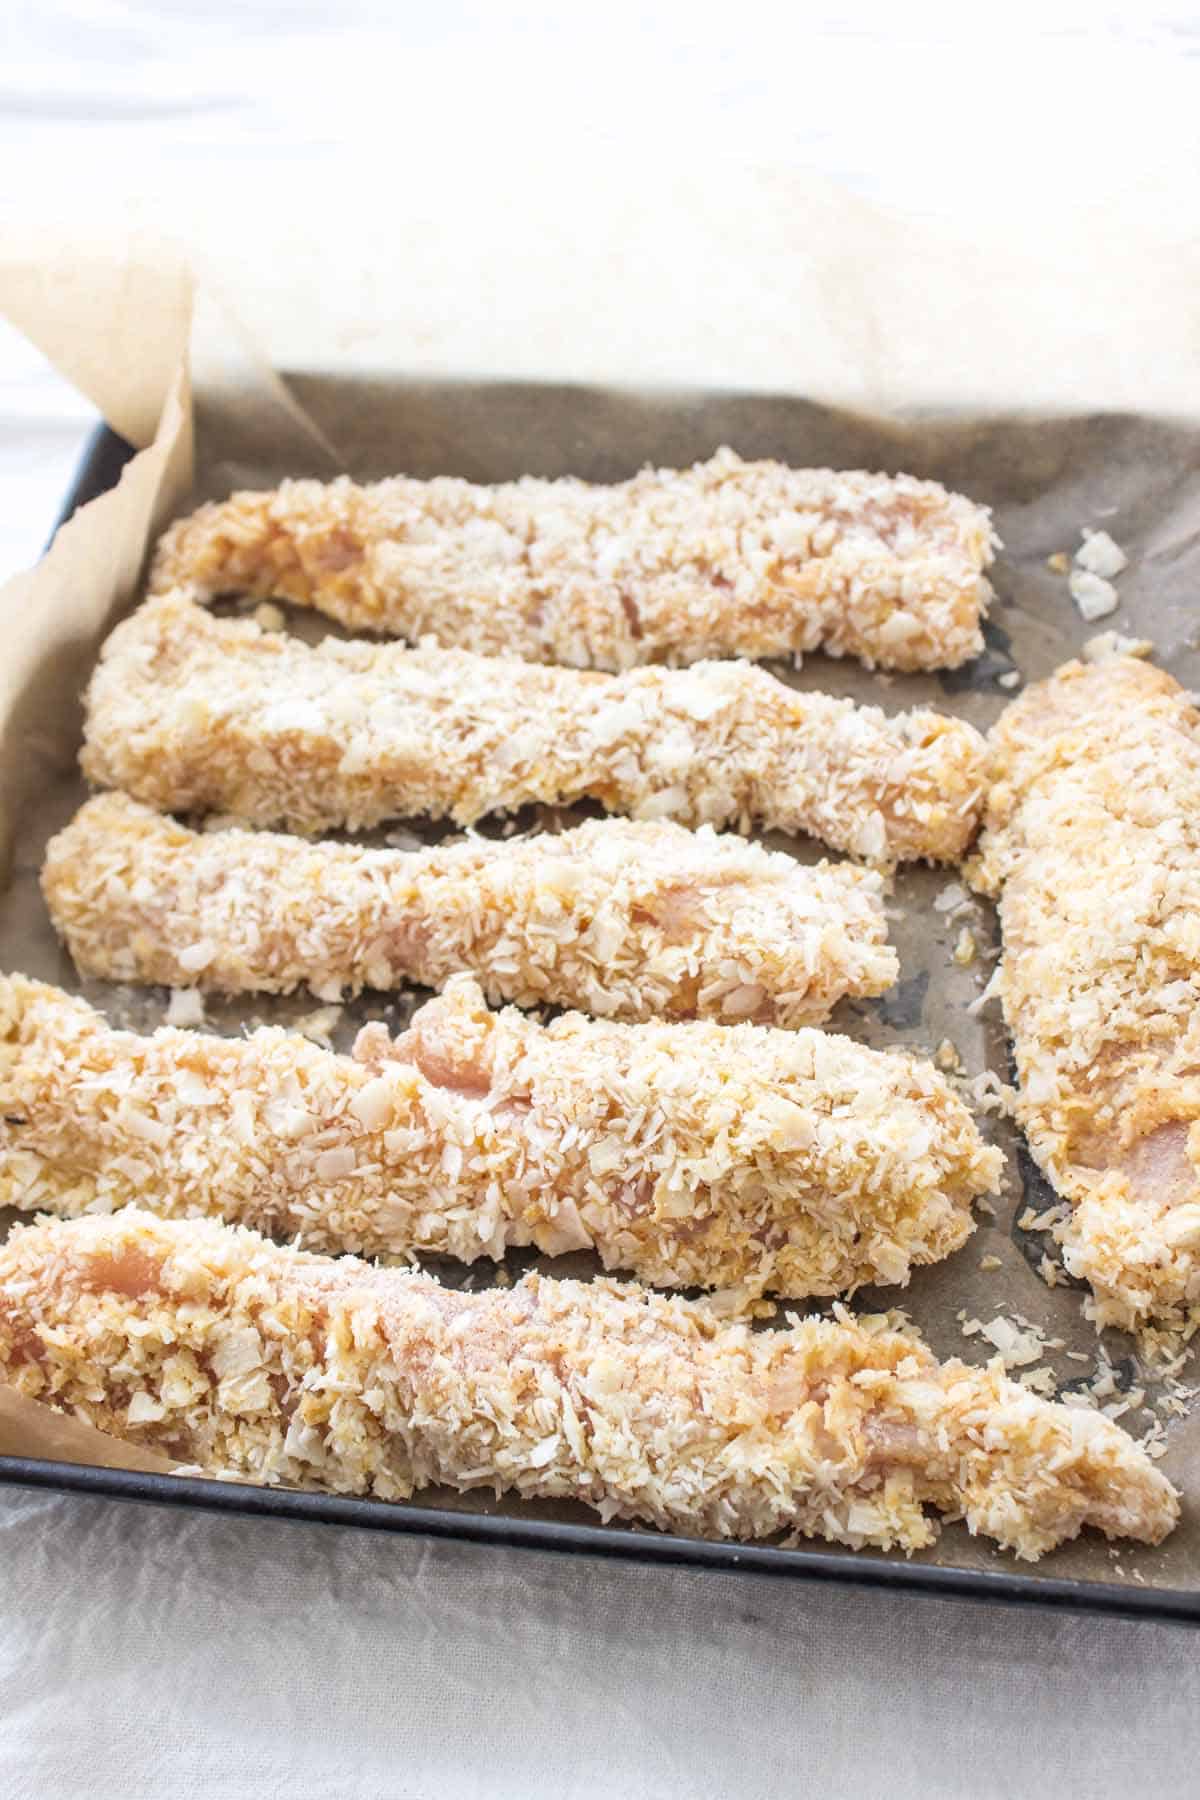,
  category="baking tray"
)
[2,415,1198,1628]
